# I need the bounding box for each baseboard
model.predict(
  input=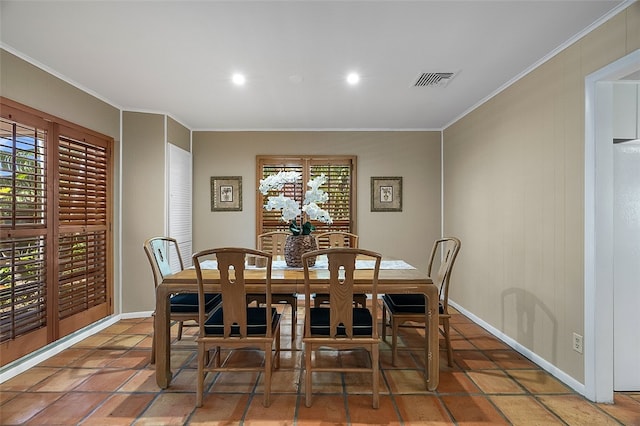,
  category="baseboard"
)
[0,311,152,383]
[449,300,586,395]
